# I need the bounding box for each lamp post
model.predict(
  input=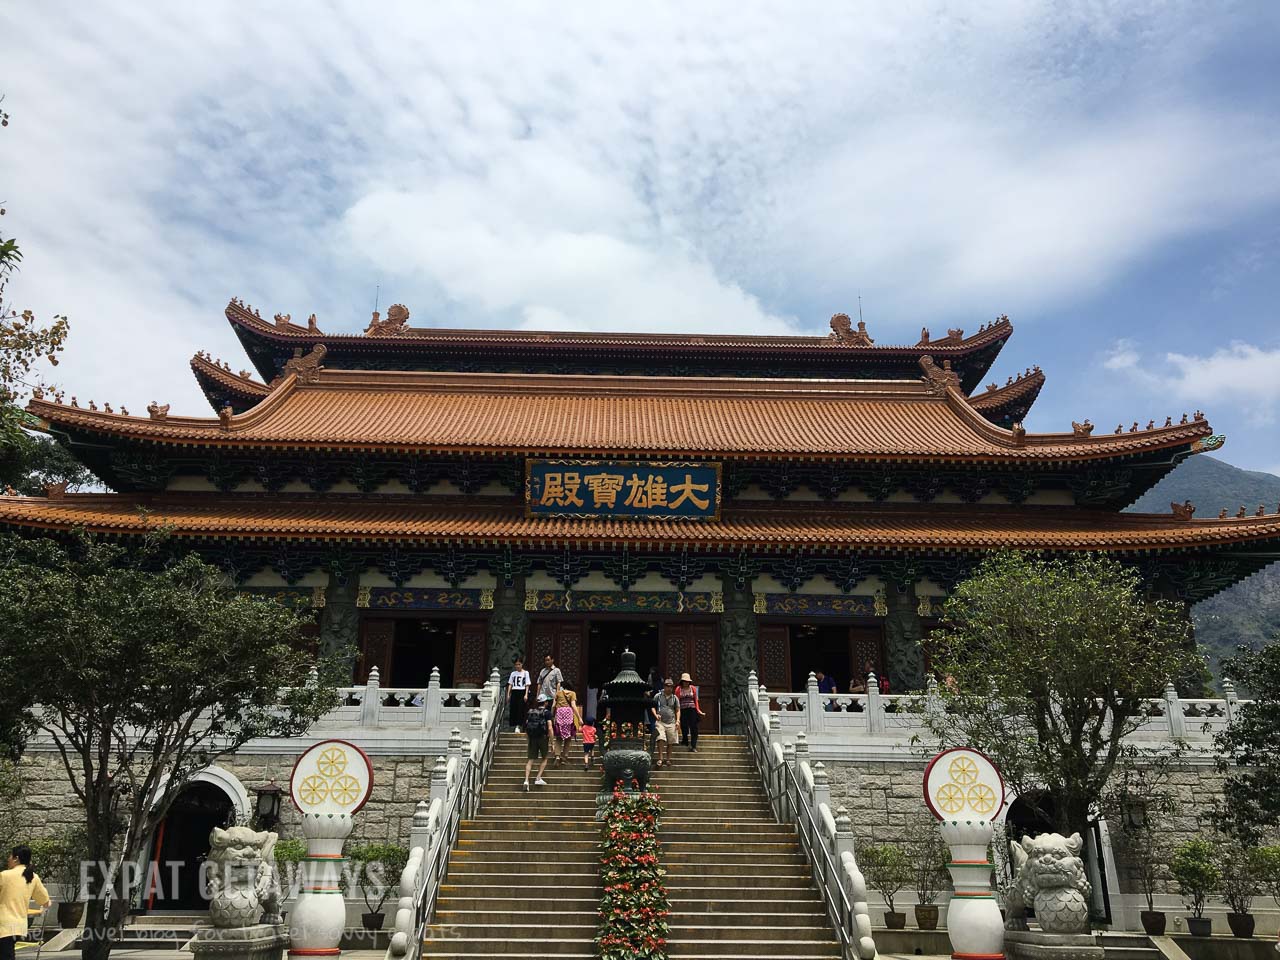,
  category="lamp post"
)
[255,781,284,830]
